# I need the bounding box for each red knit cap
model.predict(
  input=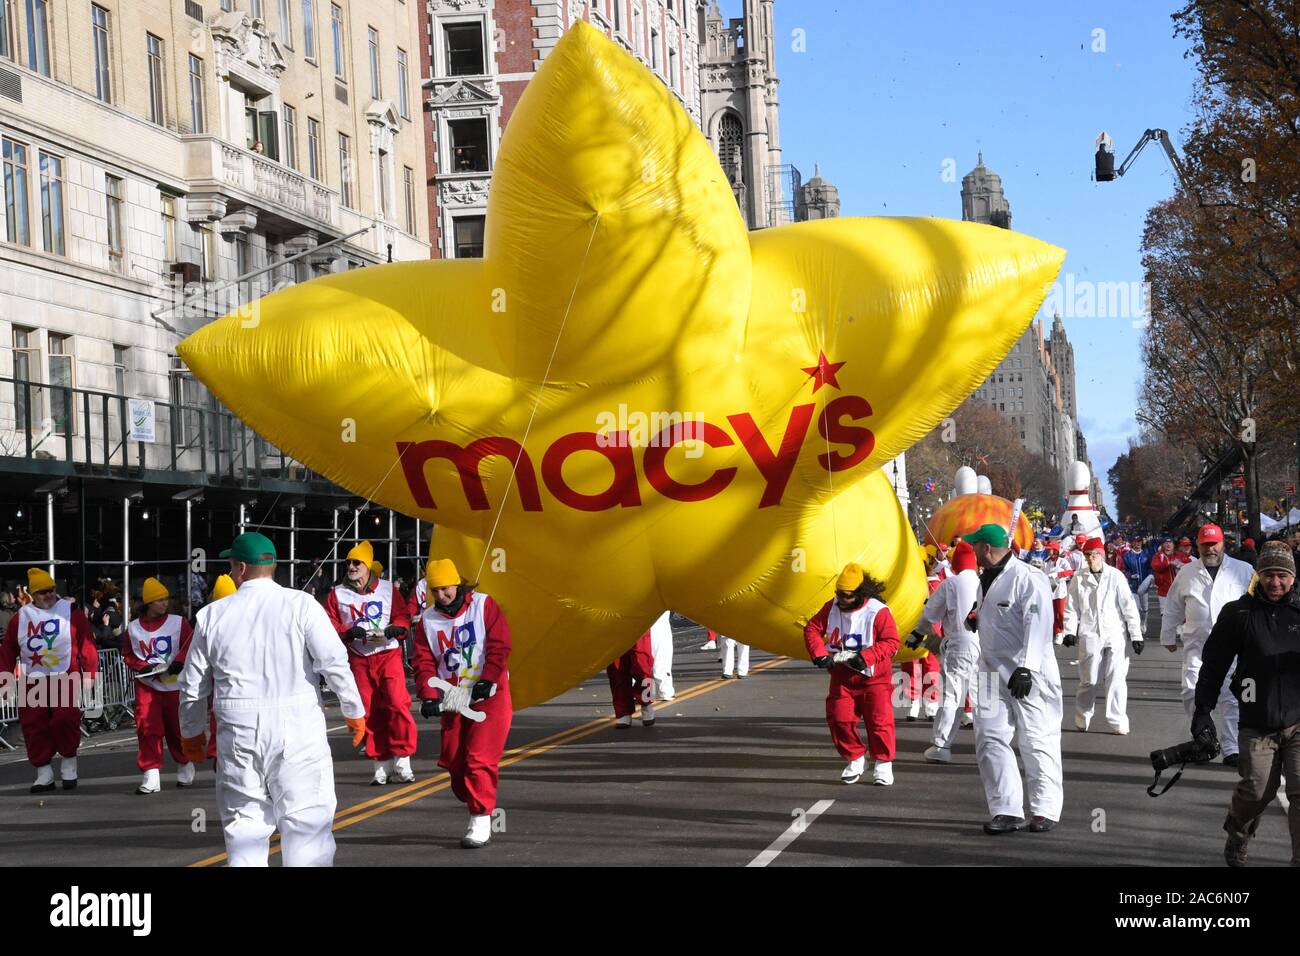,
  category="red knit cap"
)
[951,541,977,573]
